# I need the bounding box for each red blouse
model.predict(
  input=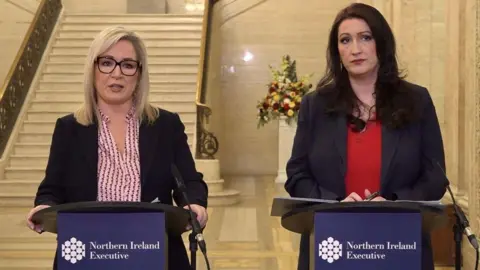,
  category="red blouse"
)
[344,120,382,199]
